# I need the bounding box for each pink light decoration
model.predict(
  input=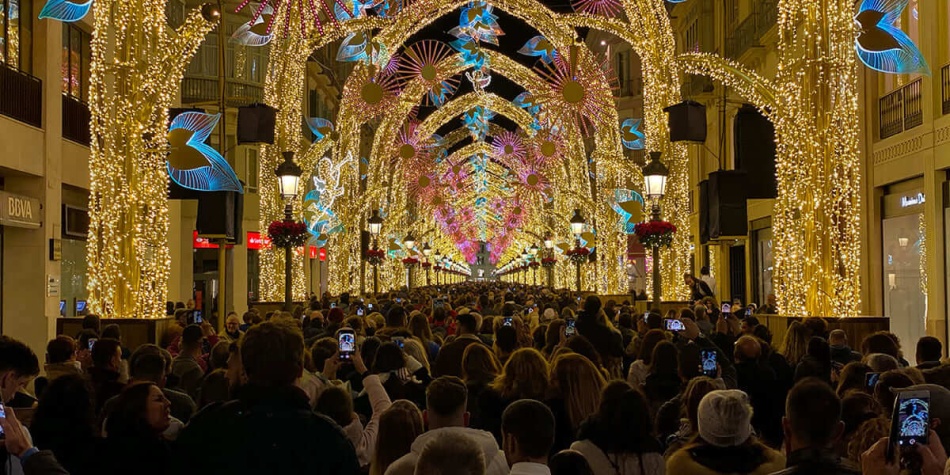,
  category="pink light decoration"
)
[235,0,350,37]
[491,131,526,164]
[570,0,622,17]
[396,40,460,106]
